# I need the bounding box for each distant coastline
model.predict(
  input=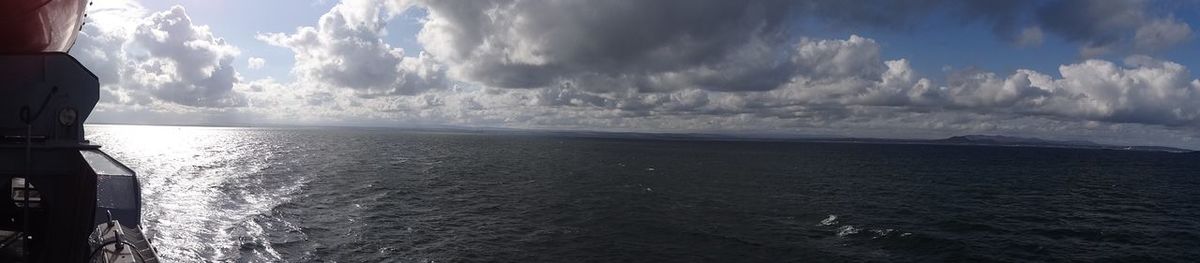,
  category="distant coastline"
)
[85,123,1196,153]
[525,131,1196,153]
